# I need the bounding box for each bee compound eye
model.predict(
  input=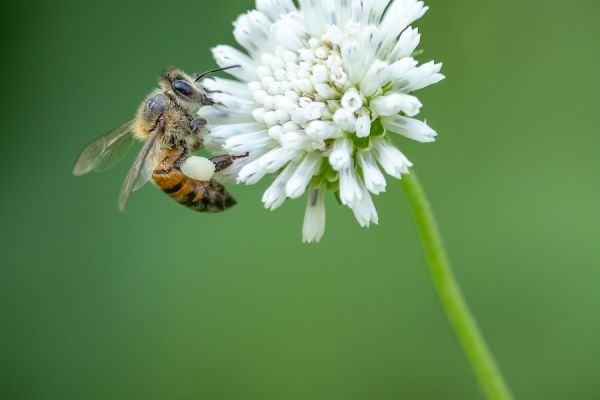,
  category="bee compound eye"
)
[173,80,194,96]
